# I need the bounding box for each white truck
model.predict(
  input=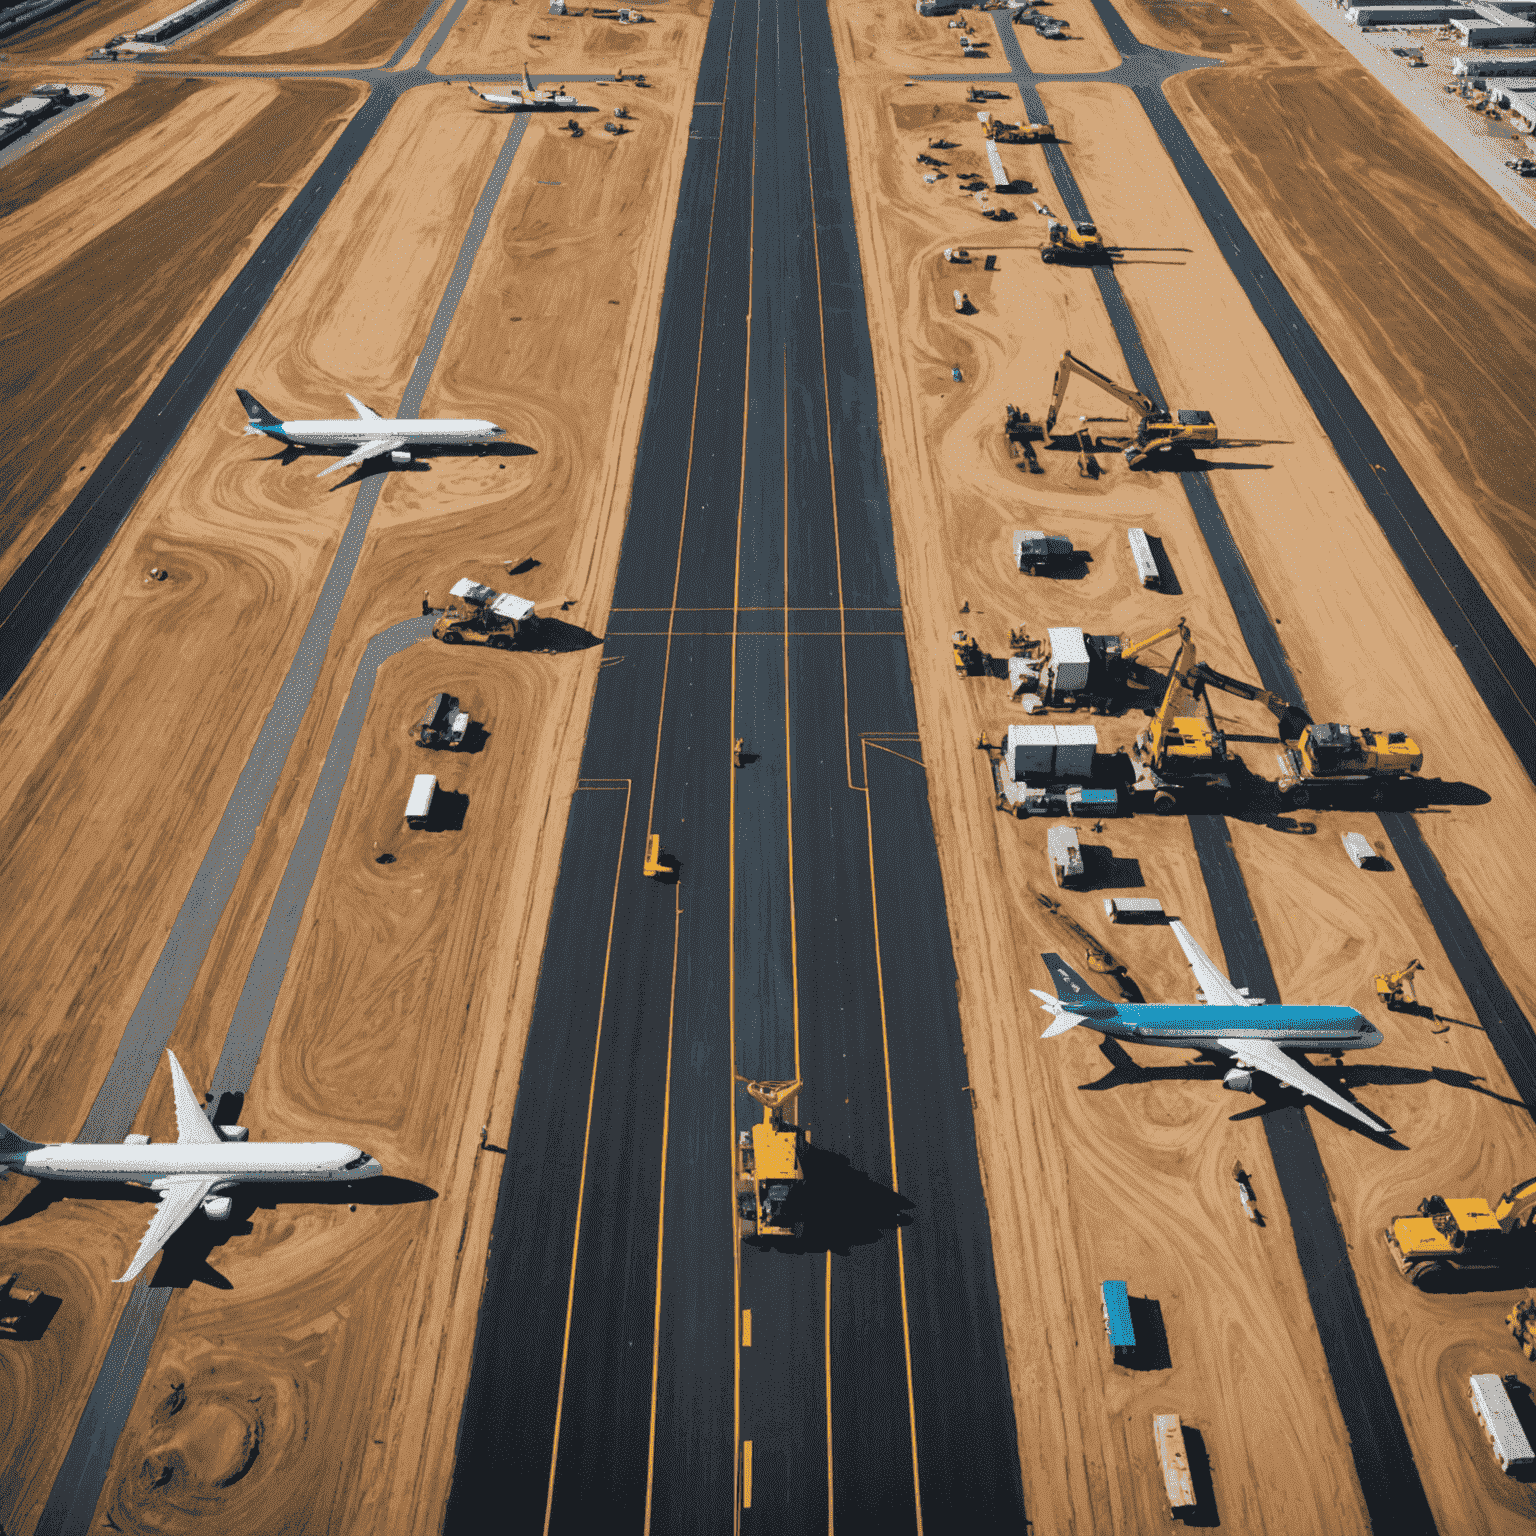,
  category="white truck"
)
[405,774,437,829]
[1152,1414,1196,1512]
[1469,1373,1535,1473]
